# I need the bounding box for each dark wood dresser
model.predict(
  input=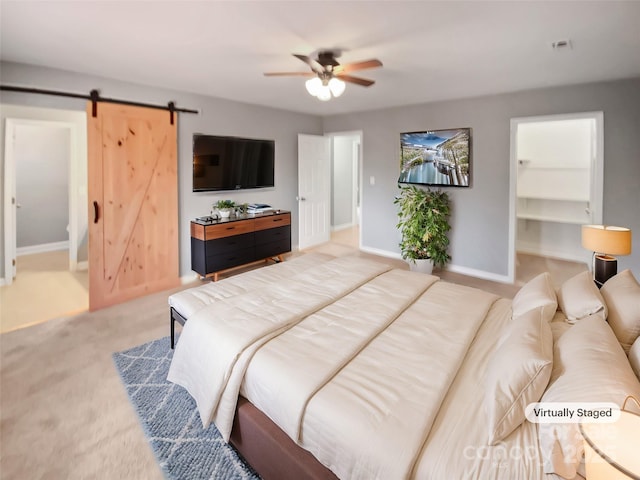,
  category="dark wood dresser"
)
[190,211,291,281]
